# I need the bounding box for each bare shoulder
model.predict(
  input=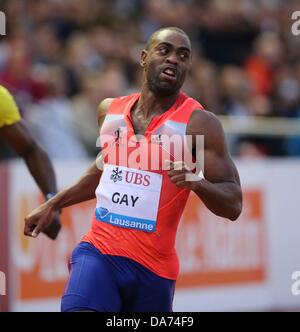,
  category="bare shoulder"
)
[98,98,114,116]
[97,98,114,127]
[187,109,224,137]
